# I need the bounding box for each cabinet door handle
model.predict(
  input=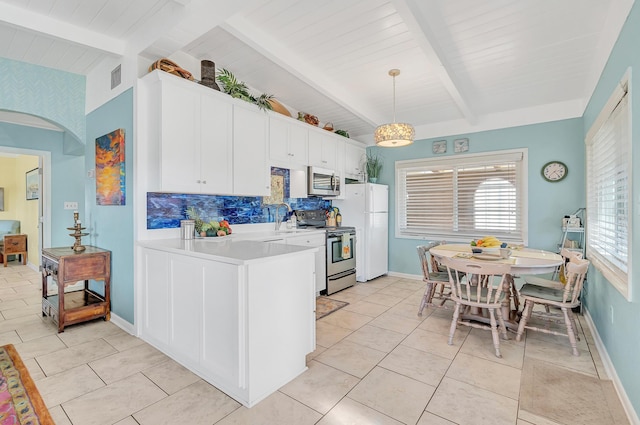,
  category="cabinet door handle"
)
[202,180,207,184]
[196,180,201,184]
